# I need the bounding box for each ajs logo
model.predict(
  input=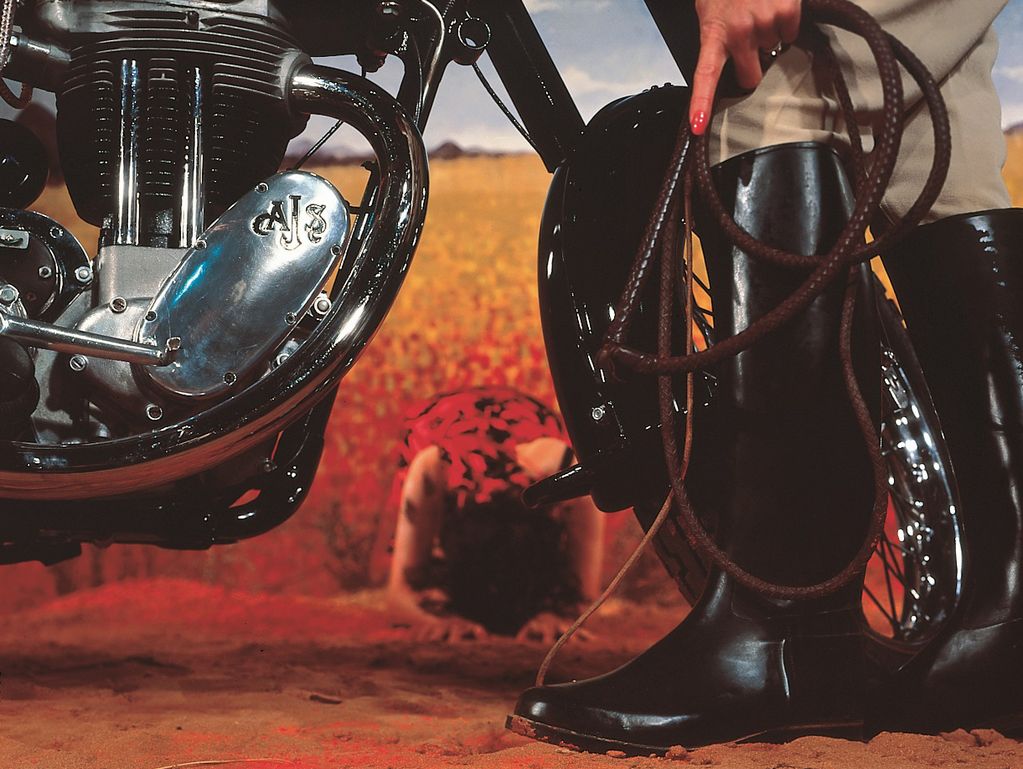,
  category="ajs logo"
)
[252,195,328,249]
